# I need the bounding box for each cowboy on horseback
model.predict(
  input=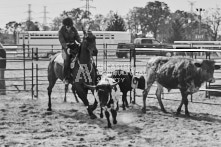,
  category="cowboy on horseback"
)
[59,17,81,84]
